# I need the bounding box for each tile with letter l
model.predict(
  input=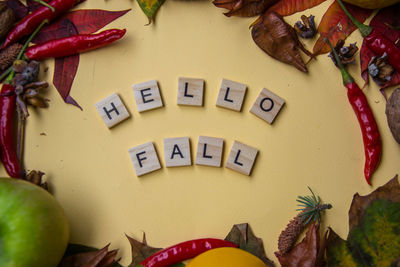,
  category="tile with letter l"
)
[216,78,247,112]
[195,136,224,167]
[250,88,285,124]
[132,80,164,112]
[226,140,258,176]
[177,77,204,106]
[164,137,191,167]
[129,142,161,176]
[94,93,130,128]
